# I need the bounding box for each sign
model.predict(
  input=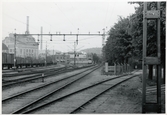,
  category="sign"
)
[144,10,160,19]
